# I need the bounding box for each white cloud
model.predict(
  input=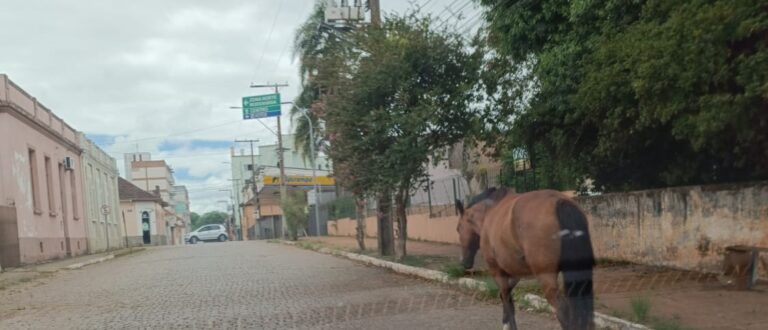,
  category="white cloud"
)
[0,0,482,214]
